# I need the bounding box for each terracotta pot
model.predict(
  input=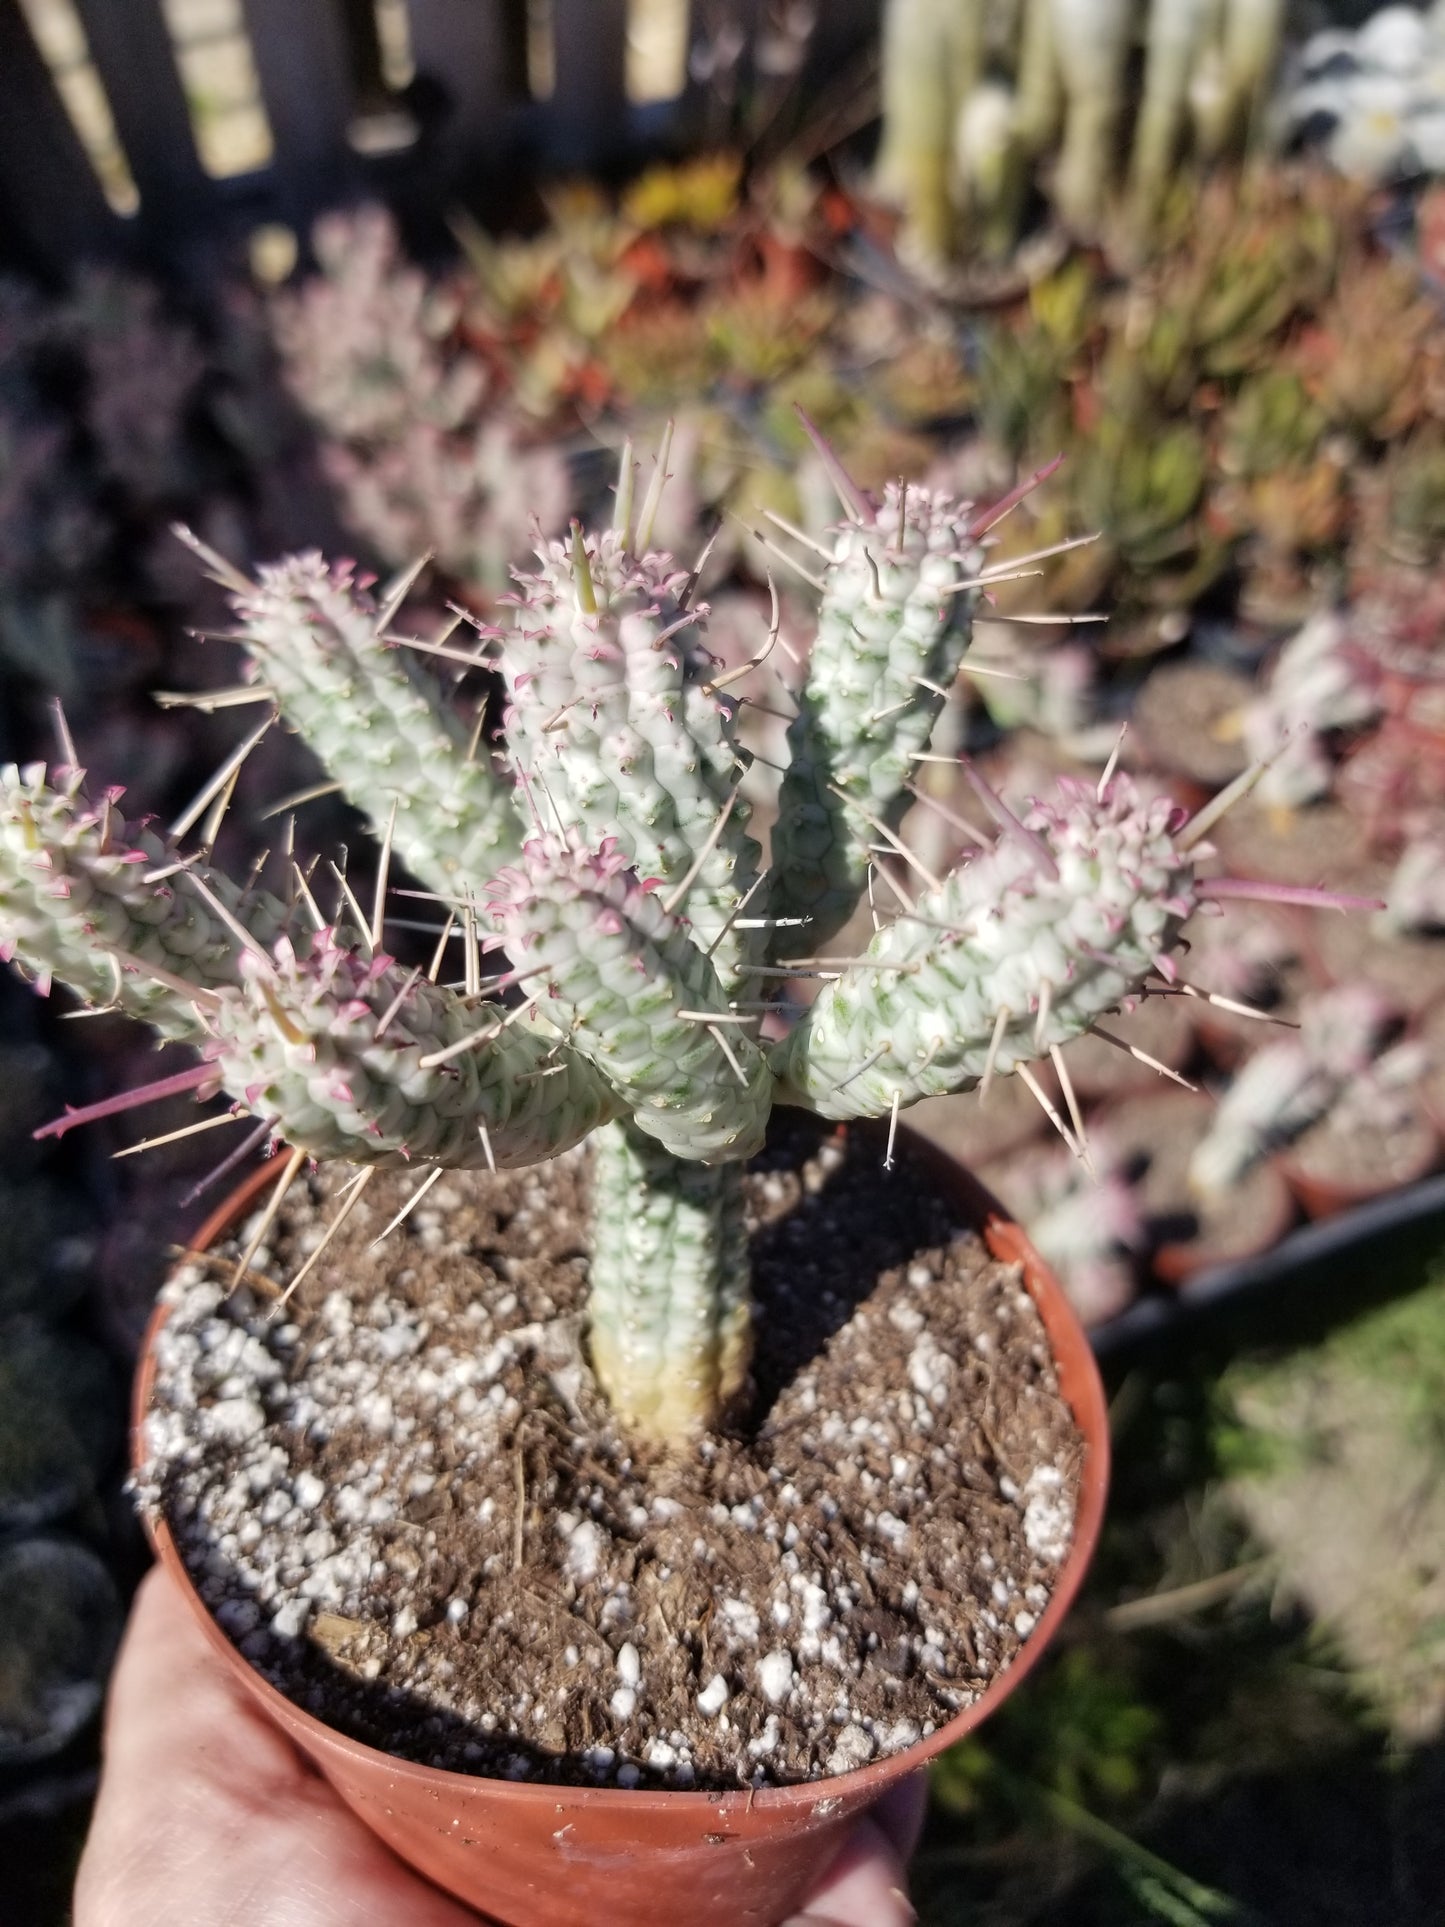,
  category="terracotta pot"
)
[1151,1157,1296,1286]
[132,1133,1109,1927]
